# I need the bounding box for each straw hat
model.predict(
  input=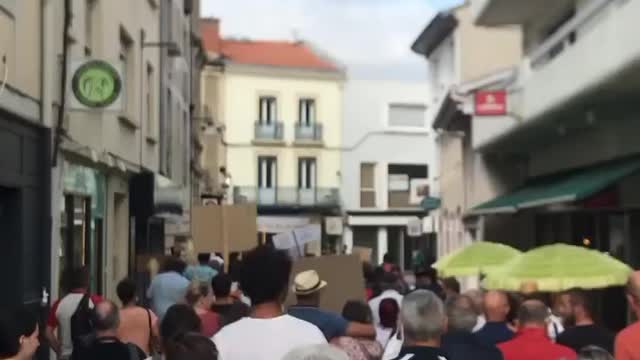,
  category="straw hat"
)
[293,270,327,295]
